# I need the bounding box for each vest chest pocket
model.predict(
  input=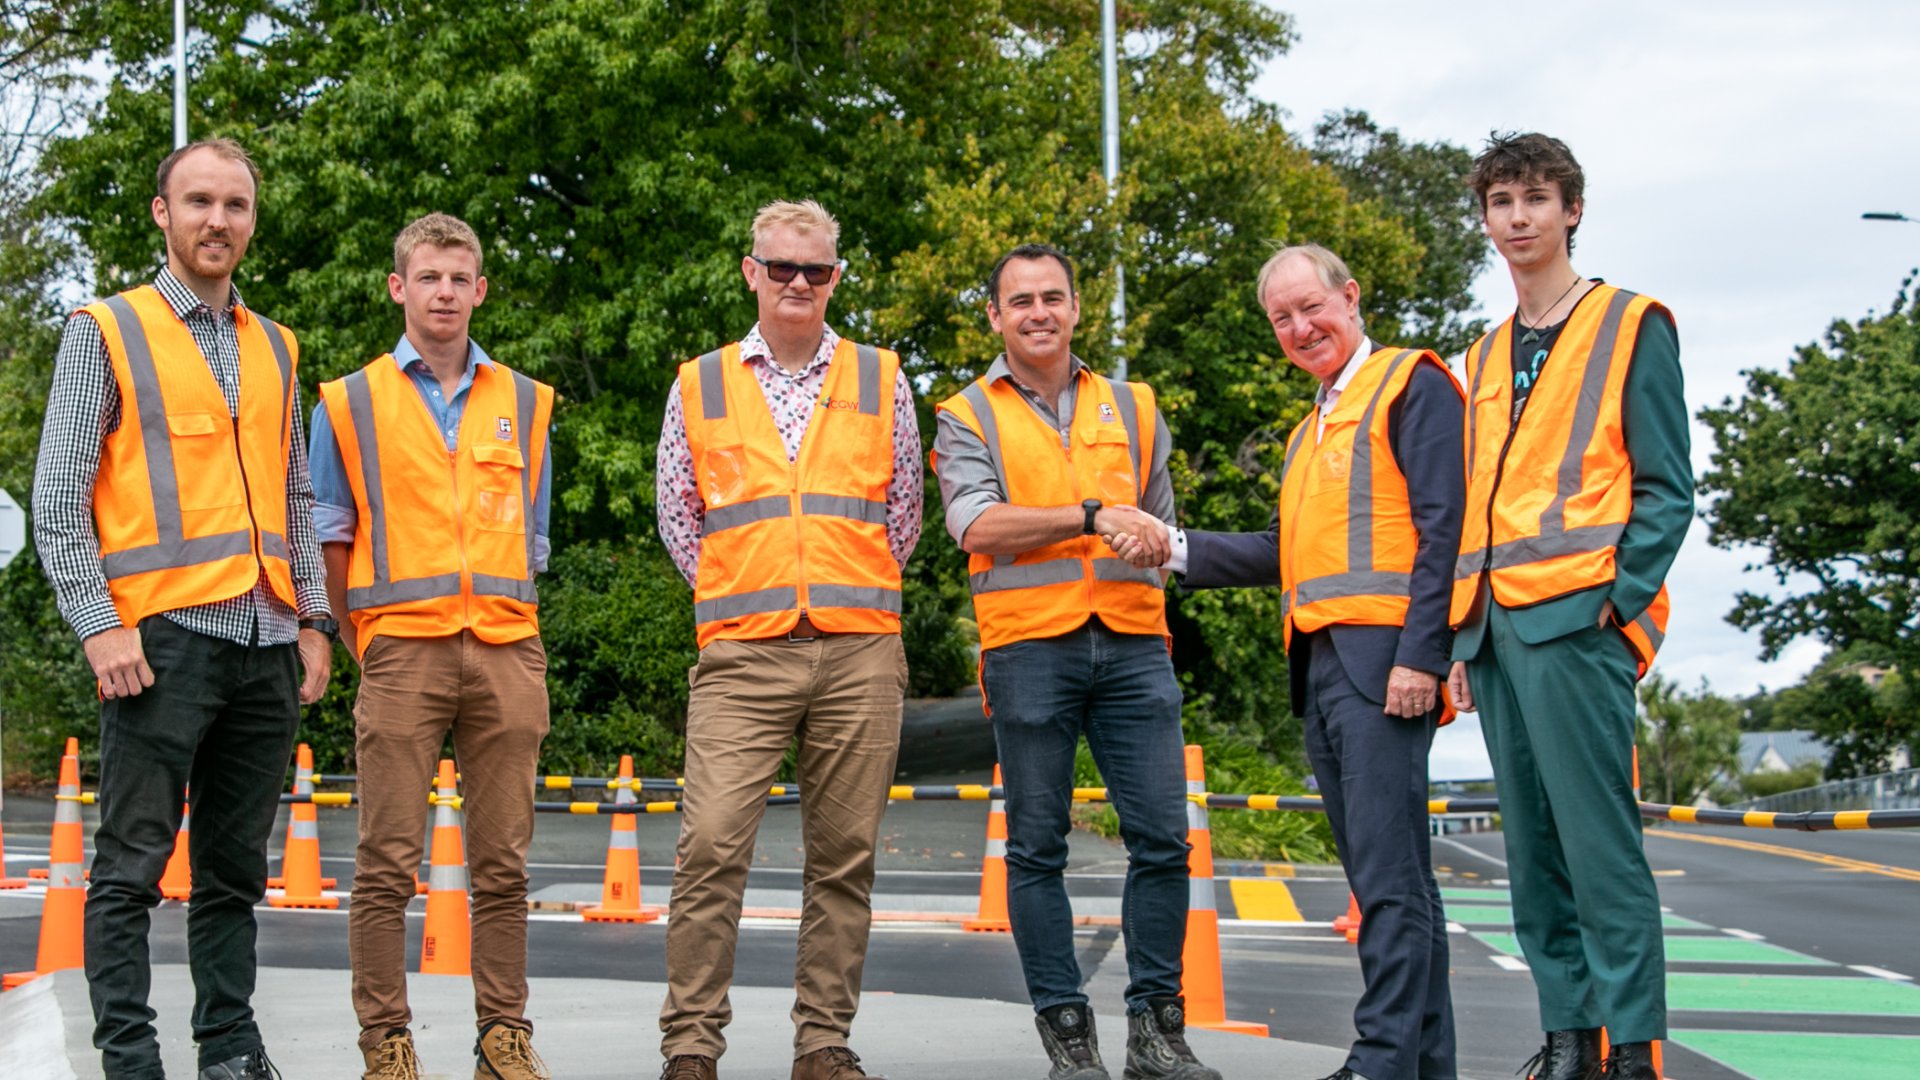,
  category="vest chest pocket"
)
[698,444,748,507]
[1079,424,1141,507]
[166,412,245,513]
[470,444,526,532]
